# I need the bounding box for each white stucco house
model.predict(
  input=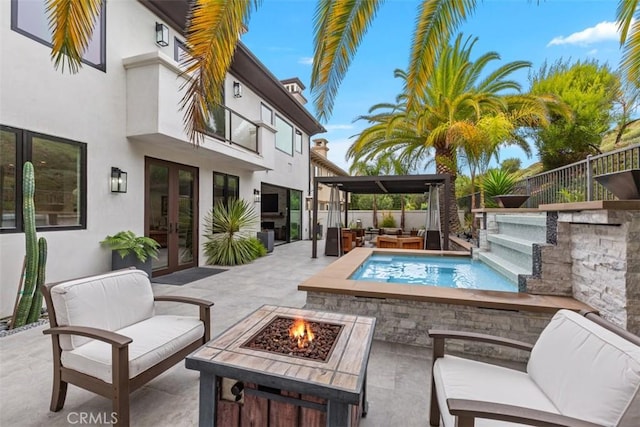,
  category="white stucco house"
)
[0,0,325,317]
